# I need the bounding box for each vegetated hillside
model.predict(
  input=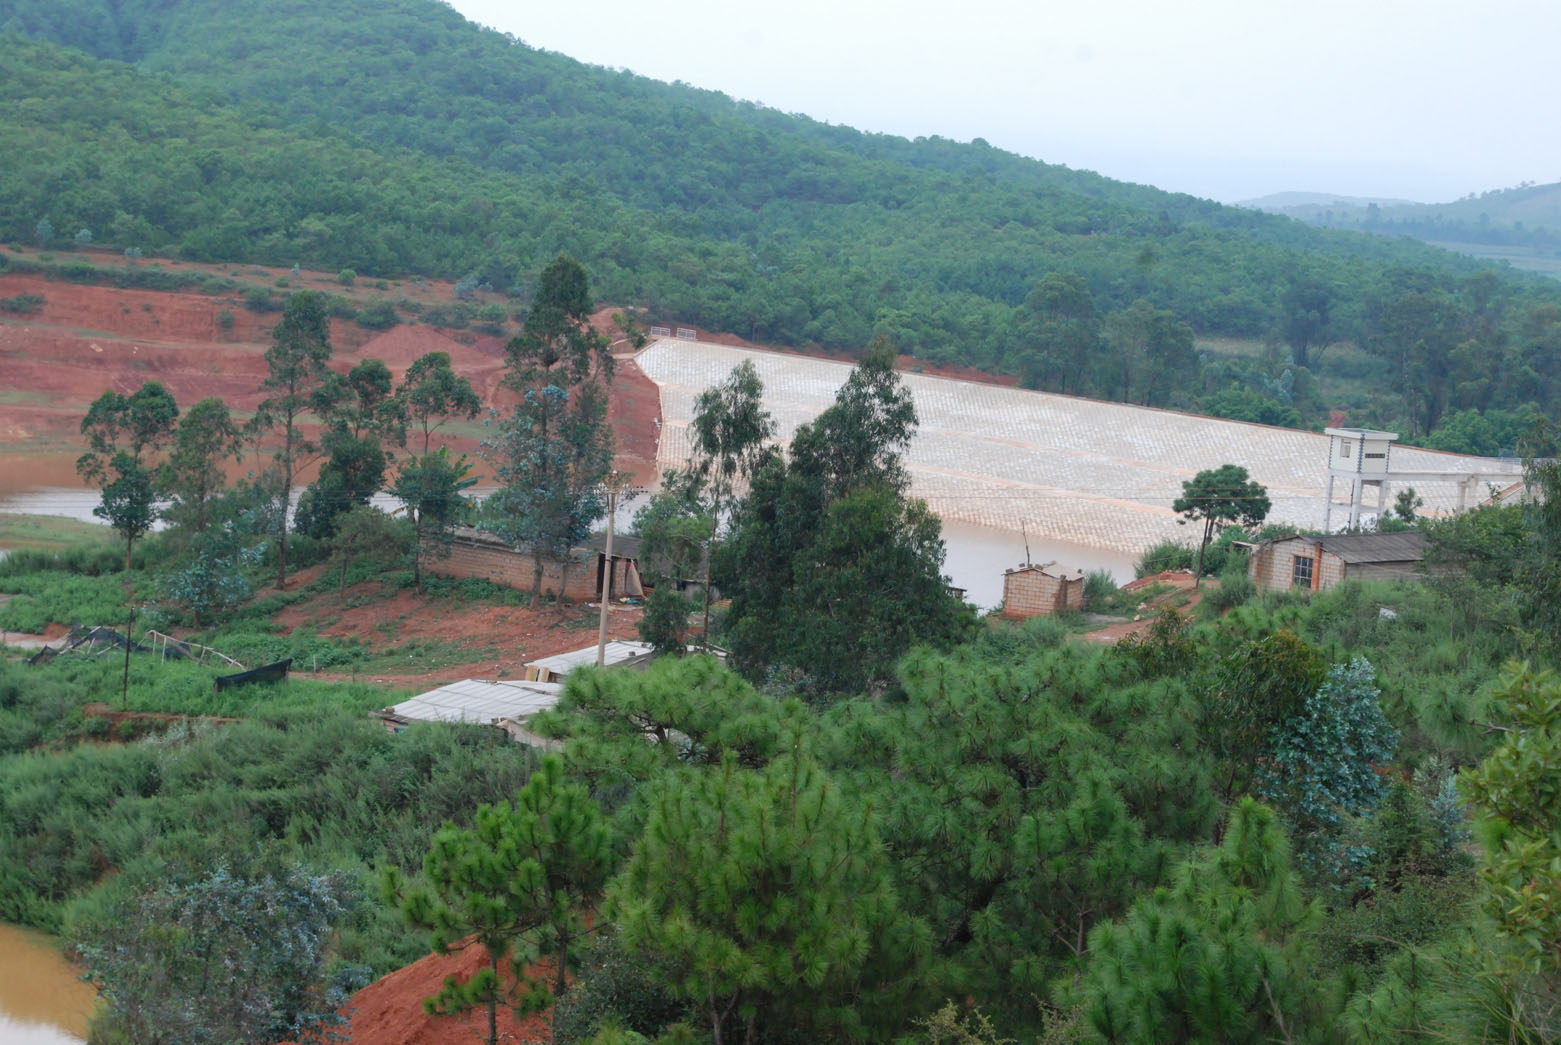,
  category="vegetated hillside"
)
[4,1,1561,441]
